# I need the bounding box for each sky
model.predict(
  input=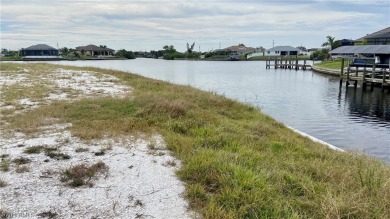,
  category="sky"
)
[1,0,389,52]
